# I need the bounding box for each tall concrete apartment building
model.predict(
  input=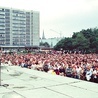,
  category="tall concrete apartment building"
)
[0,7,40,47]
